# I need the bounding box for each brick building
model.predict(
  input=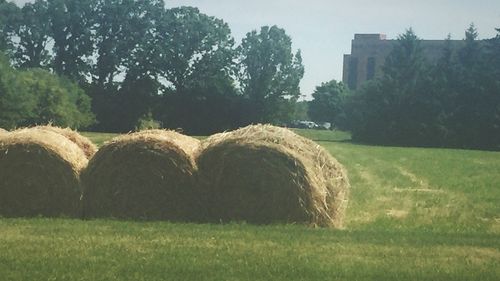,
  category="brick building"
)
[342,34,464,90]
